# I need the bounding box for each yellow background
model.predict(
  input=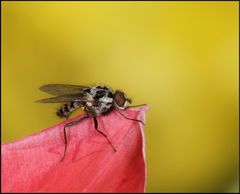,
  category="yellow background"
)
[2,2,239,192]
